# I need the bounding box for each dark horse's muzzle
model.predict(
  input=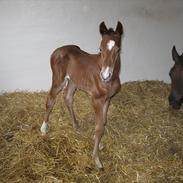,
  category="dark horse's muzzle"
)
[168,93,183,110]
